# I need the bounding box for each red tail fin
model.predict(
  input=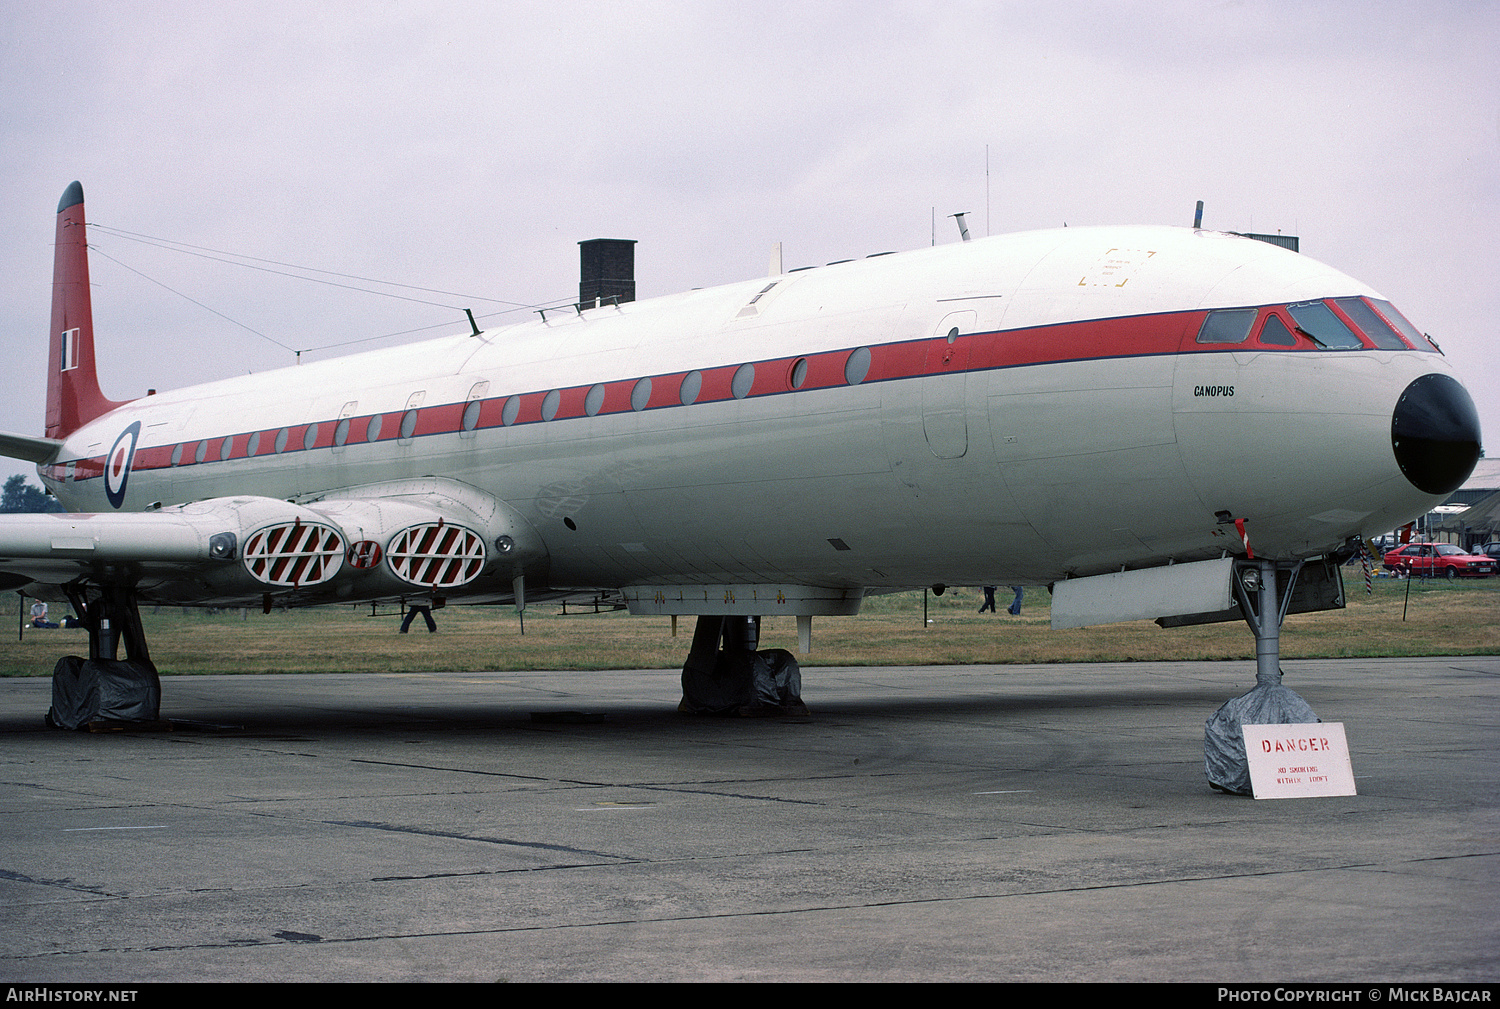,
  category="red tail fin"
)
[46,182,128,439]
